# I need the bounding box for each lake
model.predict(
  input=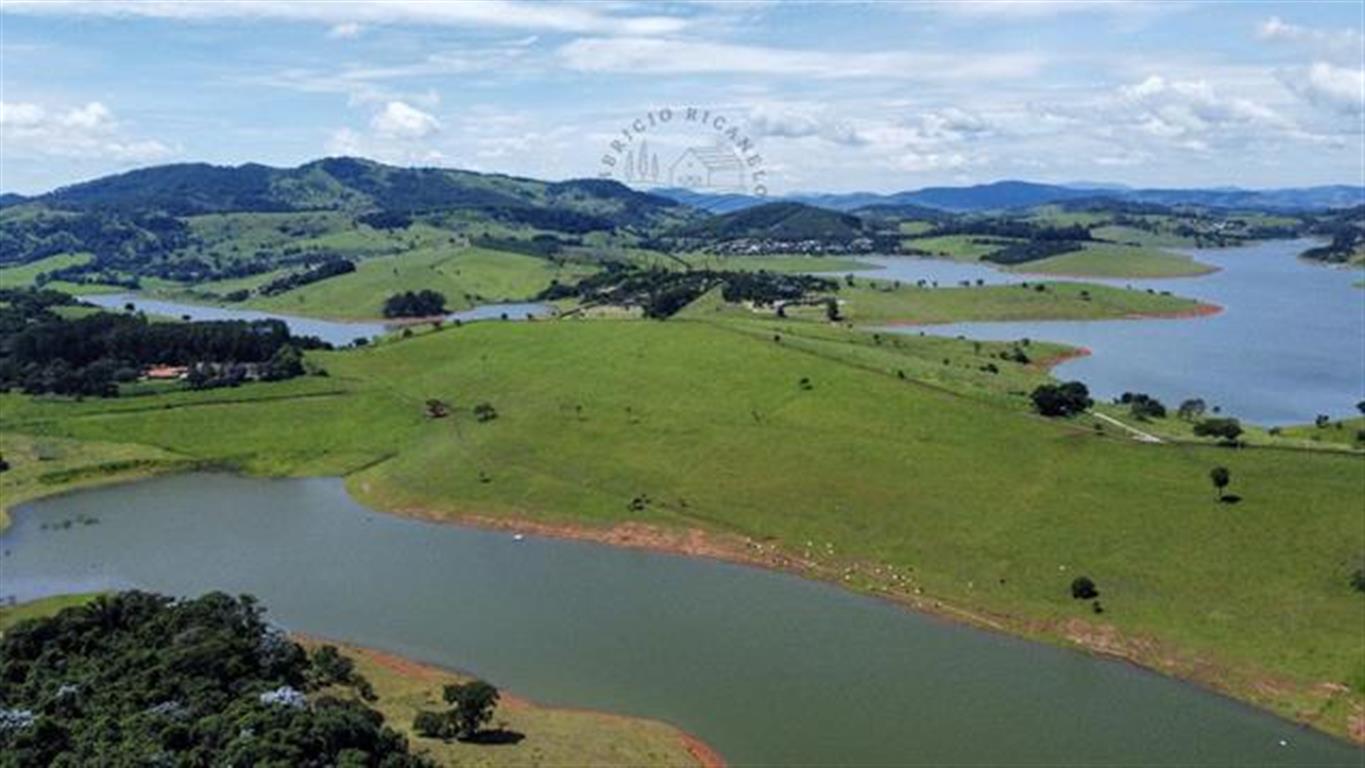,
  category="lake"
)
[4,473,1358,766]
[863,240,1365,425]
[78,293,552,347]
